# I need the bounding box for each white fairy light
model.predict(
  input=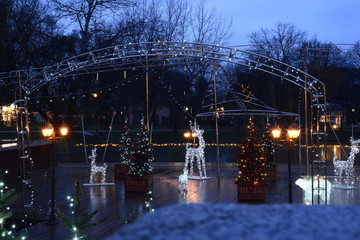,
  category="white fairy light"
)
[89,148,107,184]
[178,169,188,193]
[184,121,206,178]
[333,137,360,183]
